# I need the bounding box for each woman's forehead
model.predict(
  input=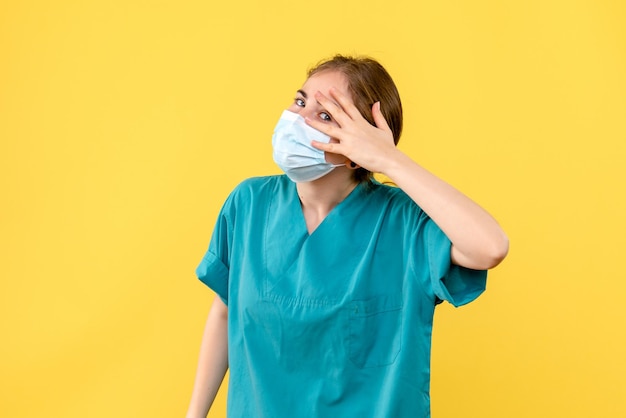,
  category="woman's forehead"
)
[301,70,350,96]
